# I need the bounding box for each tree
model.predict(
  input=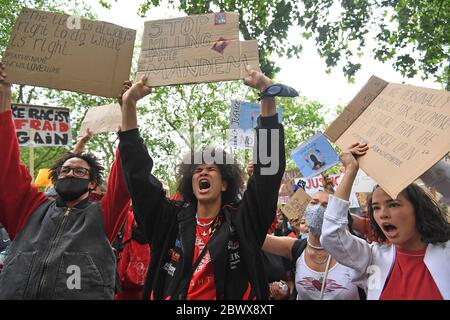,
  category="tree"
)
[0,0,328,186]
[278,96,327,170]
[1,0,115,179]
[136,0,450,88]
[135,80,327,182]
